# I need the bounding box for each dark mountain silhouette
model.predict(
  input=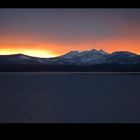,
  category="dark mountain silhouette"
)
[0,49,140,72]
